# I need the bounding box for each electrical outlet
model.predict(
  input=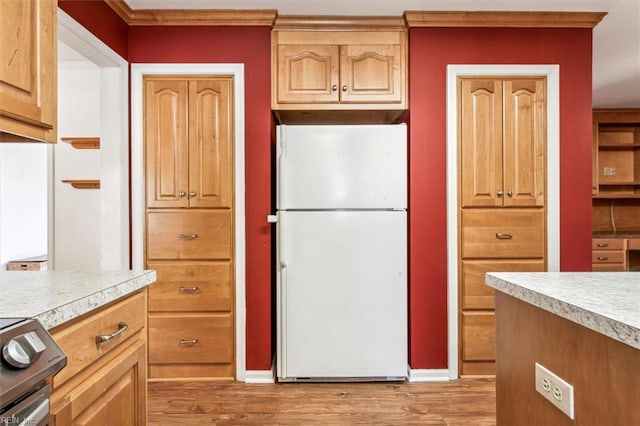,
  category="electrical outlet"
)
[535,363,574,419]
[603,166,616,176]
